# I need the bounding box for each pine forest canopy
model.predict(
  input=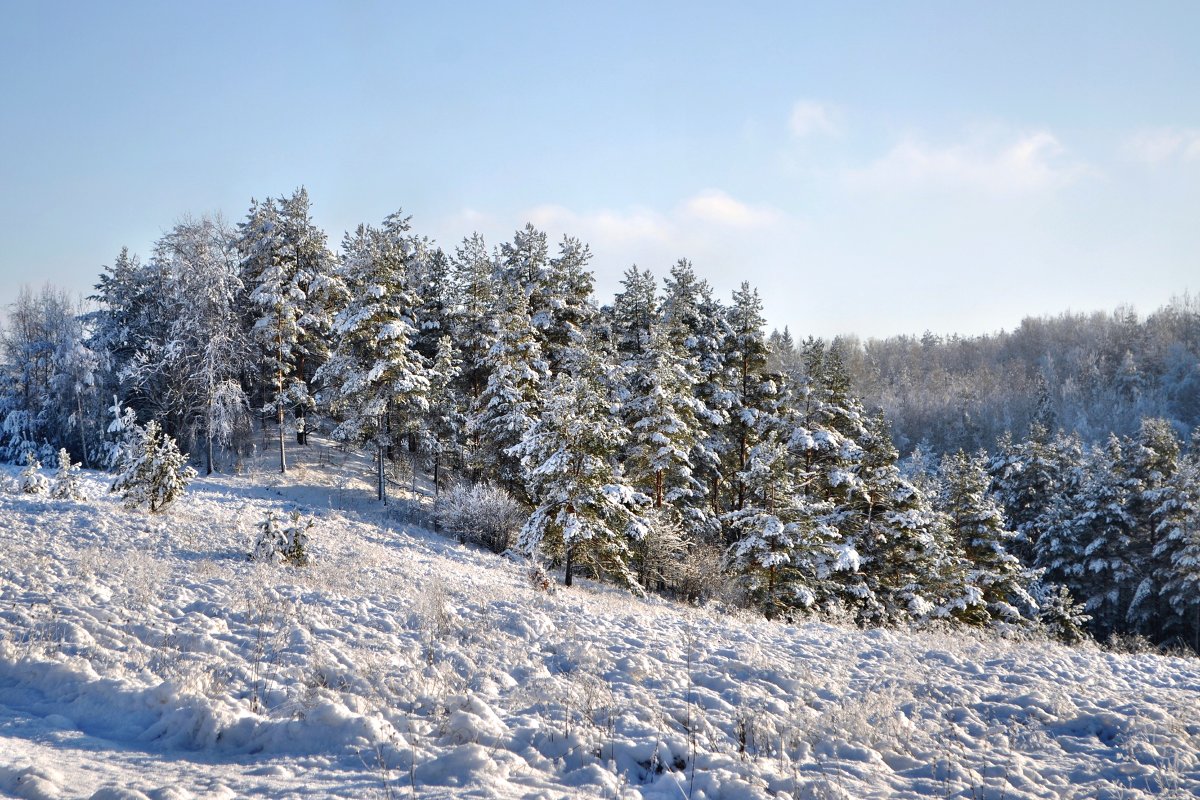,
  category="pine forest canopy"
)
[2,187,1199,652]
